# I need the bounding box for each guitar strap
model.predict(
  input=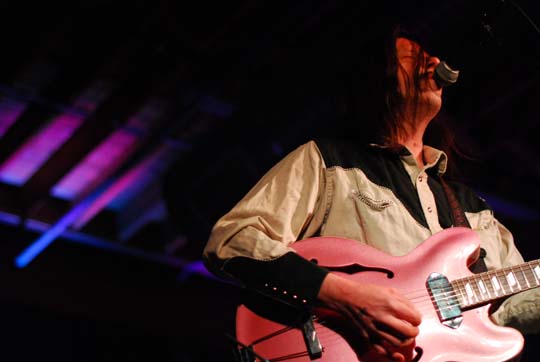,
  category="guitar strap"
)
[439,177,488,273]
